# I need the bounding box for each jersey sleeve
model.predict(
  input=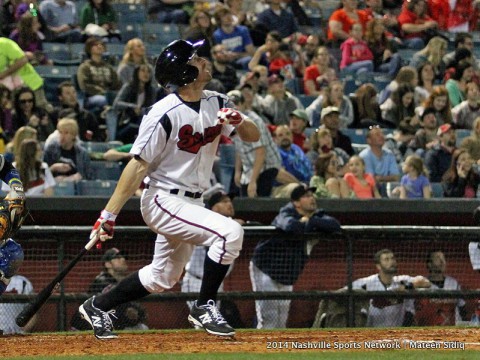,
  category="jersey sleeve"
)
[130,113,169,163]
